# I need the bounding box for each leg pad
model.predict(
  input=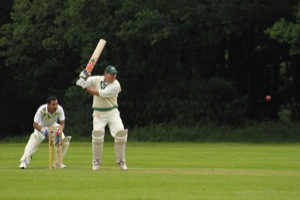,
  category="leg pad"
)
[114,129,128,163]
[92,130,104,163]
[114,129,128,143]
